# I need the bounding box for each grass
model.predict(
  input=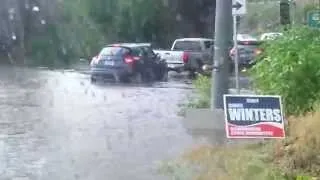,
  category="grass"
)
[160,111,320,180]
[178,75,211,116]
[274,111,320,178]
[159,143,288,180]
